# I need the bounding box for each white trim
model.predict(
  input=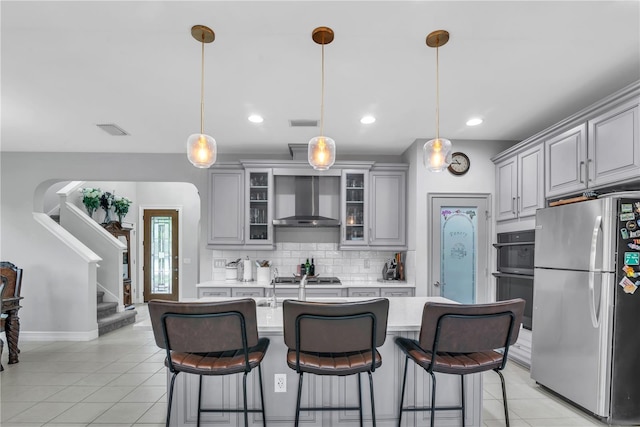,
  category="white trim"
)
[20,329,99,342]
[33,213,102,263]
[65,202,127,249]
[57,180,84,196]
